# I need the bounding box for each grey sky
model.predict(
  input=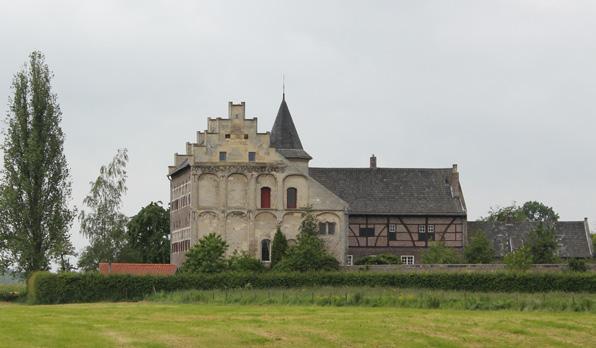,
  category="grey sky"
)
[1,0,595,252]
